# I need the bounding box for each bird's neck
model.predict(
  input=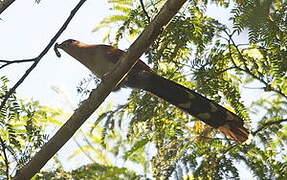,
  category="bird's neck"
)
[62,45,116,78]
